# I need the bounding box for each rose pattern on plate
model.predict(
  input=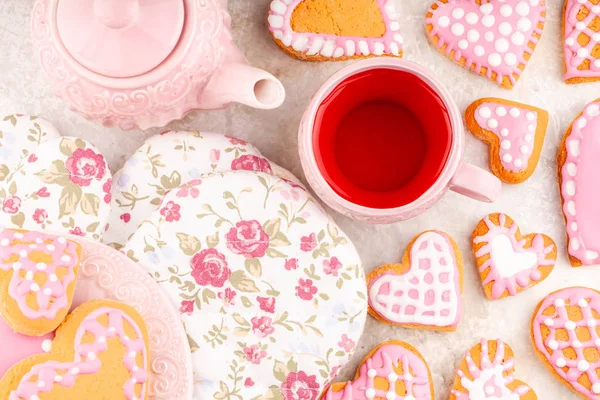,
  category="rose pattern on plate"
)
[123,170,366,399]
[0,114,111,240]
